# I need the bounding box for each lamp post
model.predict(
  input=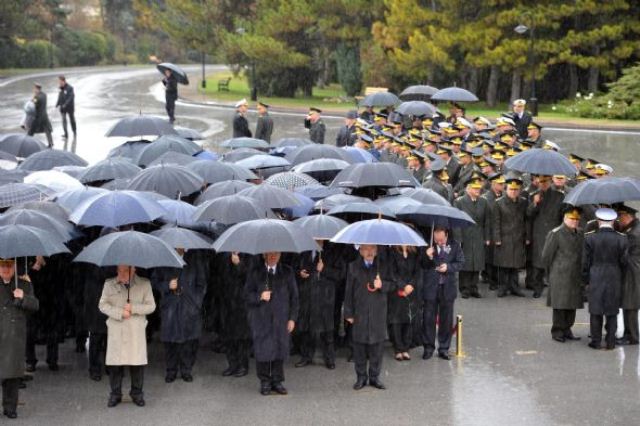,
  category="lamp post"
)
[201,52,206,89]
[514,23,538,116]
